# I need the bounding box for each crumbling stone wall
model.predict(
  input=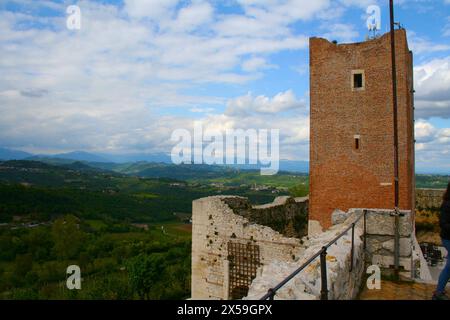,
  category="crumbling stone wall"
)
[245,208,417,300]
[246,210,365,300]
[191,196,309,300]
[416,188,445,210]
[223,196,308,238]
[192,197,420,300]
